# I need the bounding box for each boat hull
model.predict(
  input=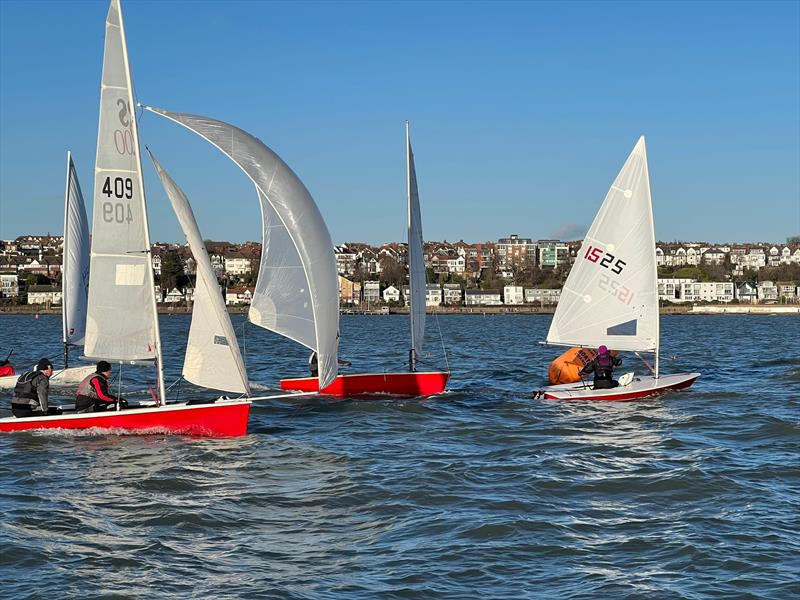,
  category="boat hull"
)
[280,371,450,398]
[0,365,96,390]
[540,372,700,401]
[0,398,251,436]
